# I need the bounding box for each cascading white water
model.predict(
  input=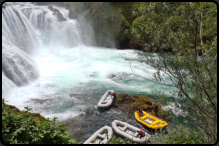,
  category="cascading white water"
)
[2,2,41,93]
[2,2,190,143]
[2,2,82,92]
[19,3,82,48]
[2,71,17,97]
[2,37,40,86]
[2,2,41,54]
